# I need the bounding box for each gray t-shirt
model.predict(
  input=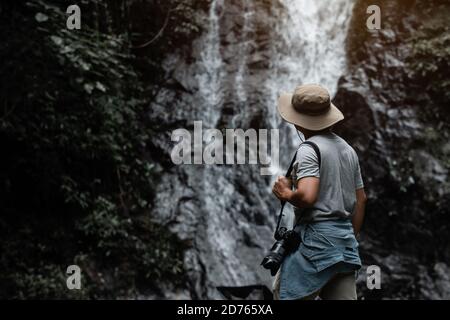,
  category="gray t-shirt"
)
[292,132,364,223]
